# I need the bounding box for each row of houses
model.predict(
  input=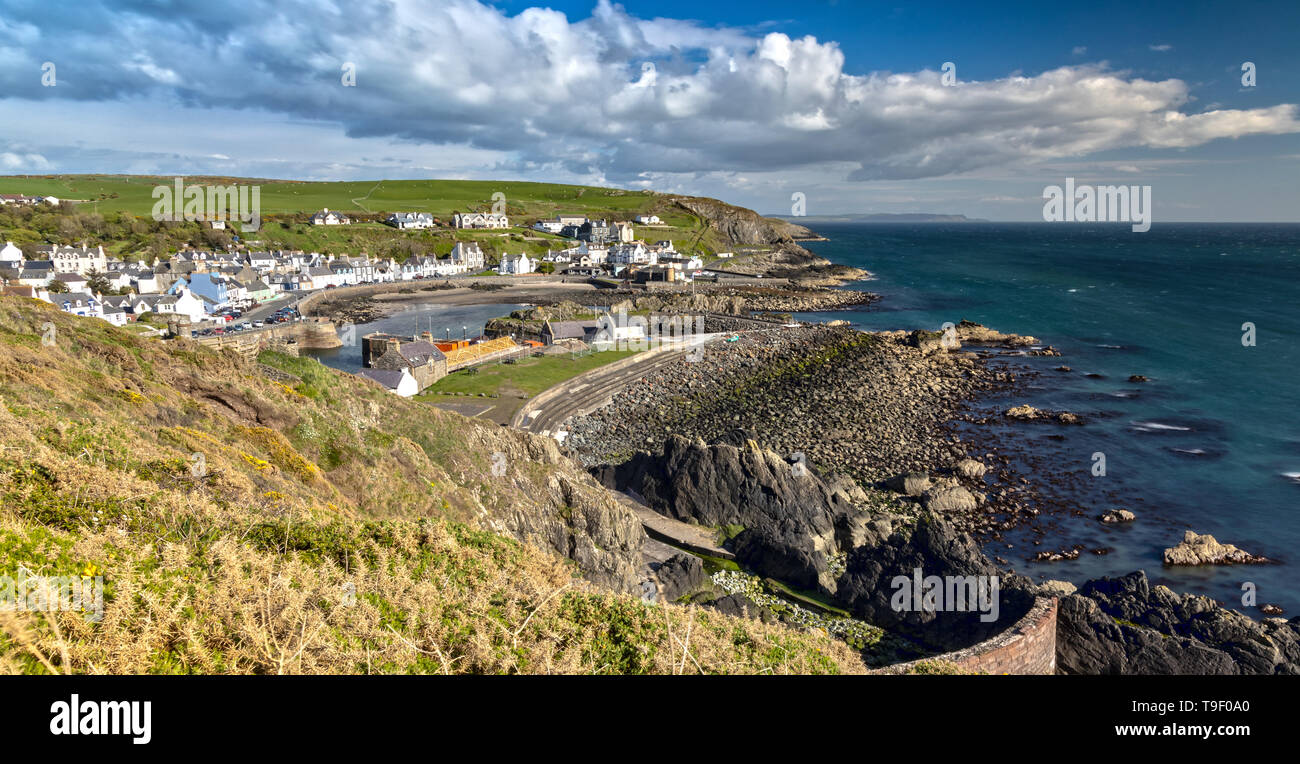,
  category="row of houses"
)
[0,238,490,325]
[306,209,512,230]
